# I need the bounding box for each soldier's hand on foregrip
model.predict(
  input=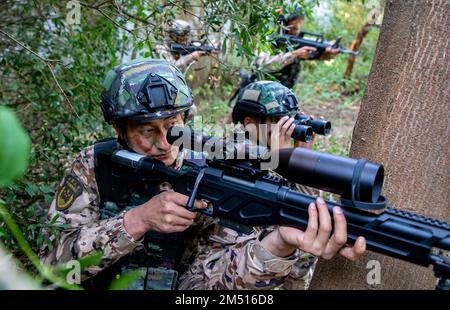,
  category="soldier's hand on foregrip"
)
[319,46,340,60]
[261,197,366,260]
[293,46,317,59]
[123,191,206,239]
